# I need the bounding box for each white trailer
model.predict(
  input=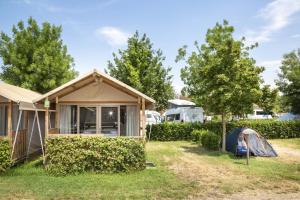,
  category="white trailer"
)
[164,107,204,123]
